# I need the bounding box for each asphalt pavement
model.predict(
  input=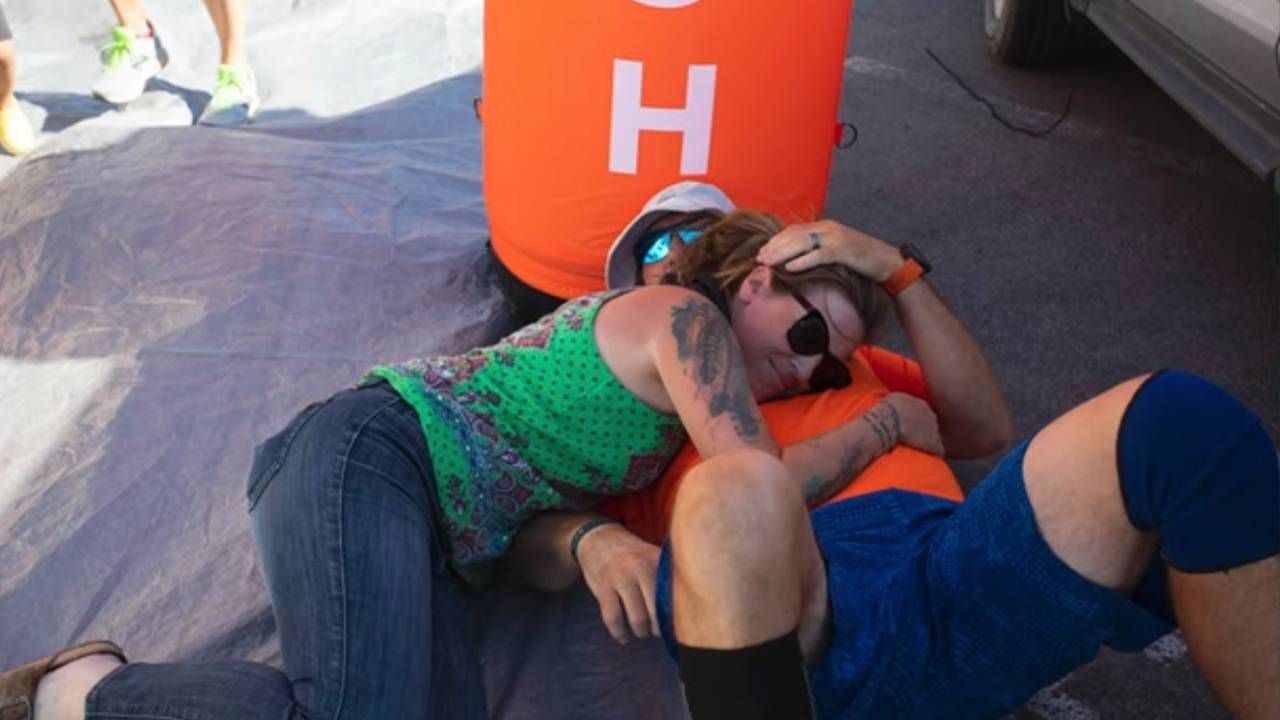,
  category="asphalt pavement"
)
[831,2,1277,718]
